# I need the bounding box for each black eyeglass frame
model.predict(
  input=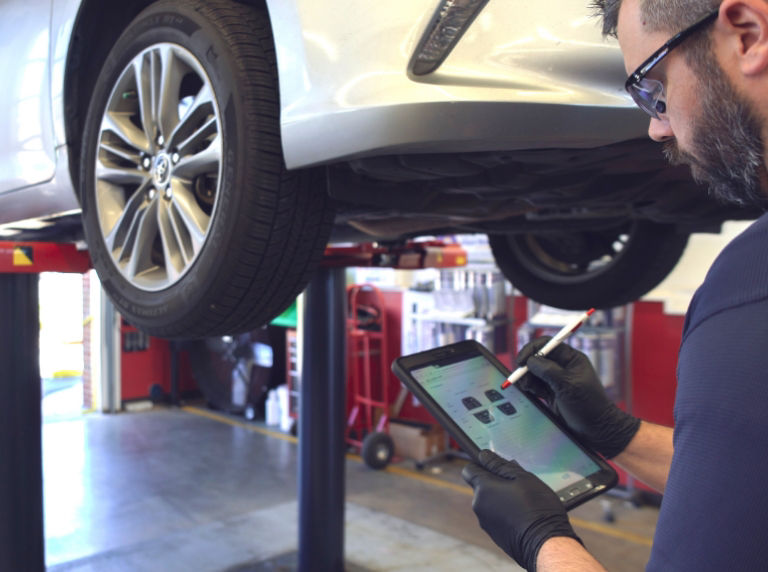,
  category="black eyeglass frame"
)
[625,9,719,118]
